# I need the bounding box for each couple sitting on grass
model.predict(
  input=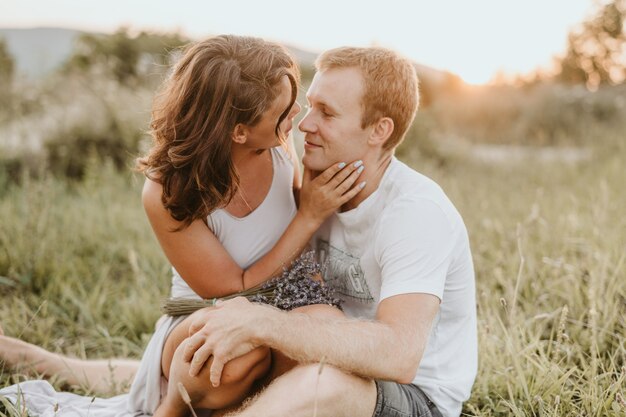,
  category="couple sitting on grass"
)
[0,35,477,417]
